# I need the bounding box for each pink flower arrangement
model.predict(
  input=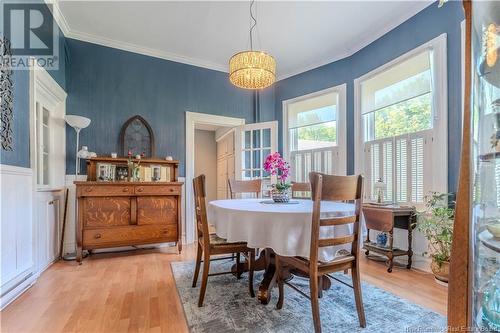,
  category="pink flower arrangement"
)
[263,152,291,190]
